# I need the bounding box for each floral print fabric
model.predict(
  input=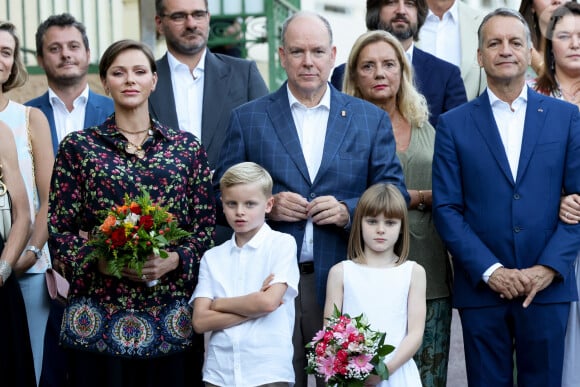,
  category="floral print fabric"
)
[48,114,215,357]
